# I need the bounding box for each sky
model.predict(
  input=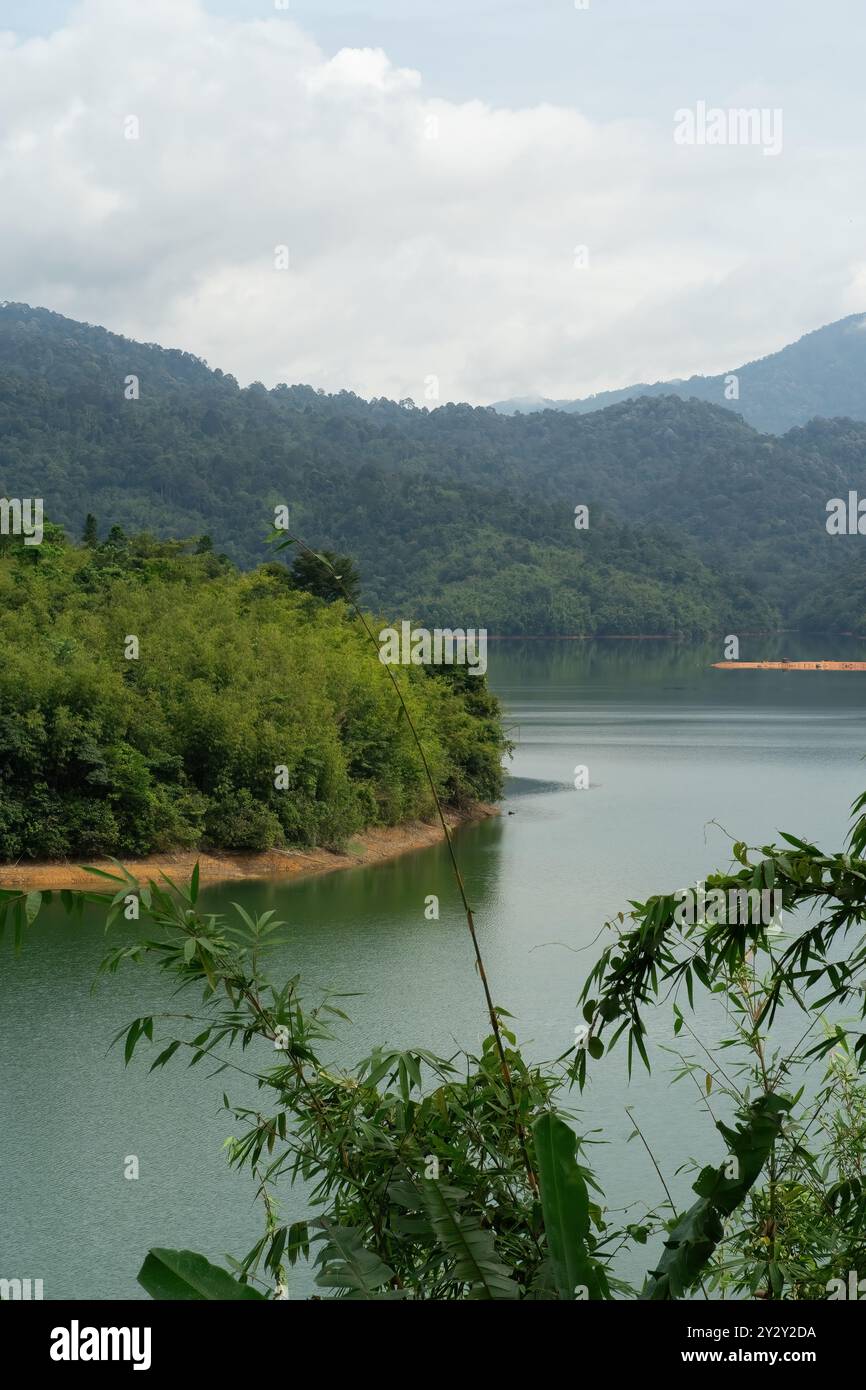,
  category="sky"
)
[0,0,863,404]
